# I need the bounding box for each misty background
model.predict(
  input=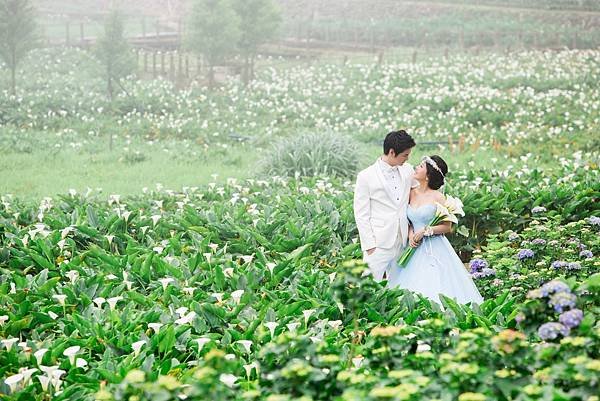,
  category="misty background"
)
[1,0,599,198]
